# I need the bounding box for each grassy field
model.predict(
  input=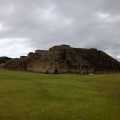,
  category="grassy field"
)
[0,70,120,120]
